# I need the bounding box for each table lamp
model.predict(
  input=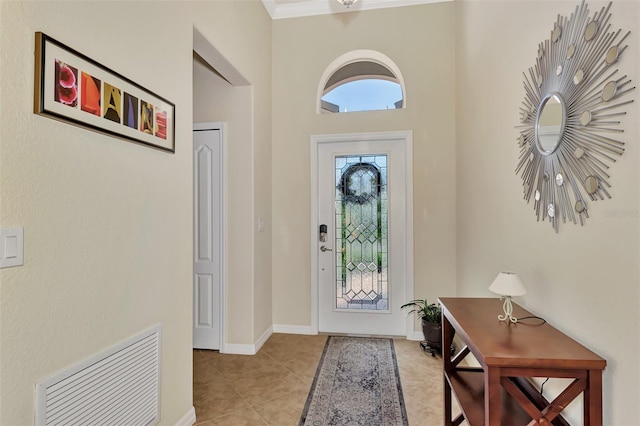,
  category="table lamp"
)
[489,272,527,323]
